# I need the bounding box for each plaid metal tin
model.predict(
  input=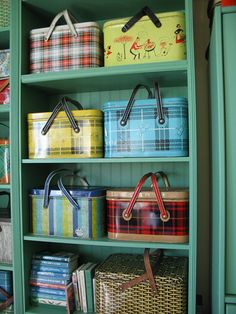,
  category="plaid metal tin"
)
[0,139,10,184]
[0,219,12,263]
[30,22,103,73]
[30,186,106,239]
[0,271,12,302]
[28,110,103,158]
[107,188,189,243]
[103,97,188,157]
